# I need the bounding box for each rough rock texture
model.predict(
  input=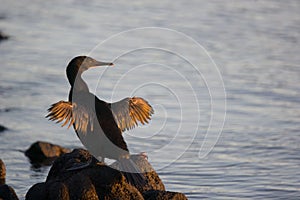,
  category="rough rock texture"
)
[0,184,19,200]
[26,149,143,200]
[110,154,166,192]
[25,141,70,165]
[26,149,187,200]
[0,159,5,185]
[0,160,19,200]
[143,190,188,200]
